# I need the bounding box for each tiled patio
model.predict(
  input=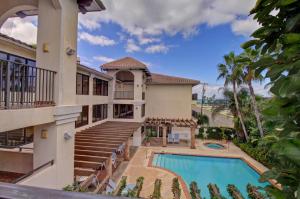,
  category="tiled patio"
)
[119,139,269,199]
[0,171,24,183]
